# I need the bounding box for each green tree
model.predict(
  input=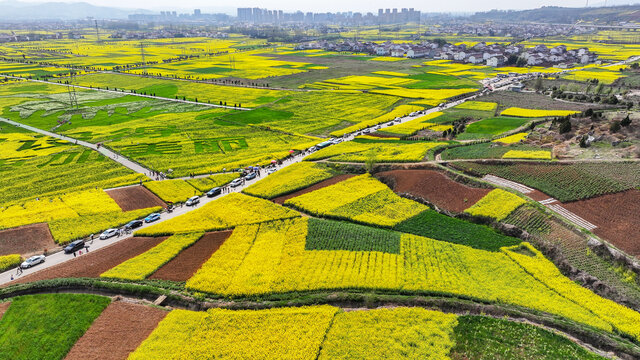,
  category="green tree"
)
[533,77,544,93]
